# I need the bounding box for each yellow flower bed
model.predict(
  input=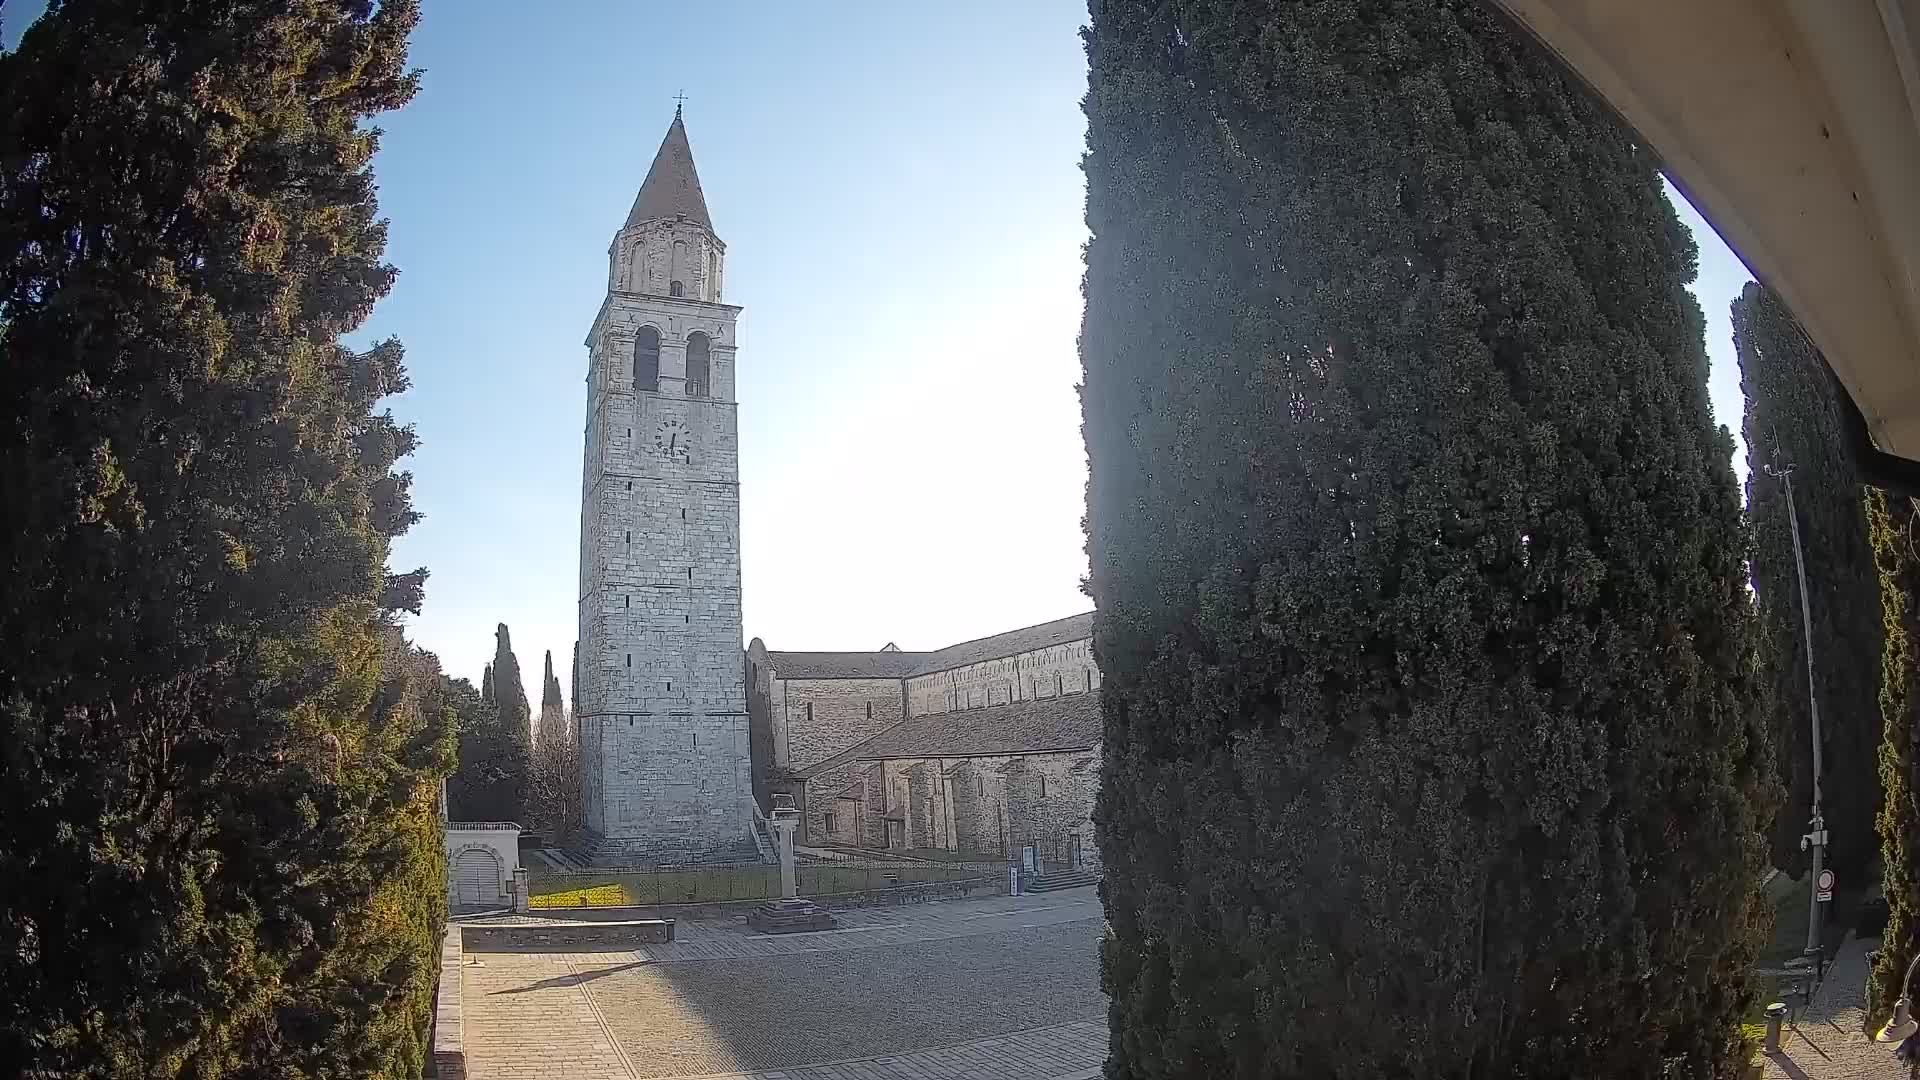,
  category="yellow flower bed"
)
[527,882,629,908]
